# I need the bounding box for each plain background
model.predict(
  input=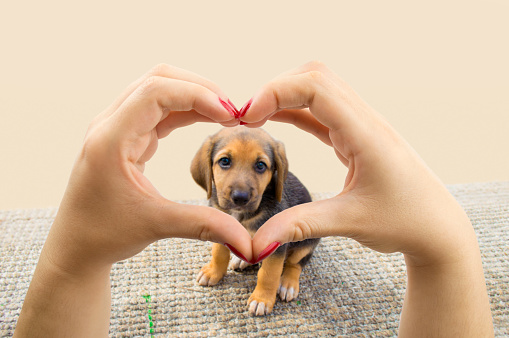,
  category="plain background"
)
[1,1,508,209]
